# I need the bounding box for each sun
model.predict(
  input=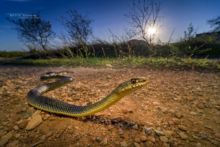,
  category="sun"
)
[147,26,157,35]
